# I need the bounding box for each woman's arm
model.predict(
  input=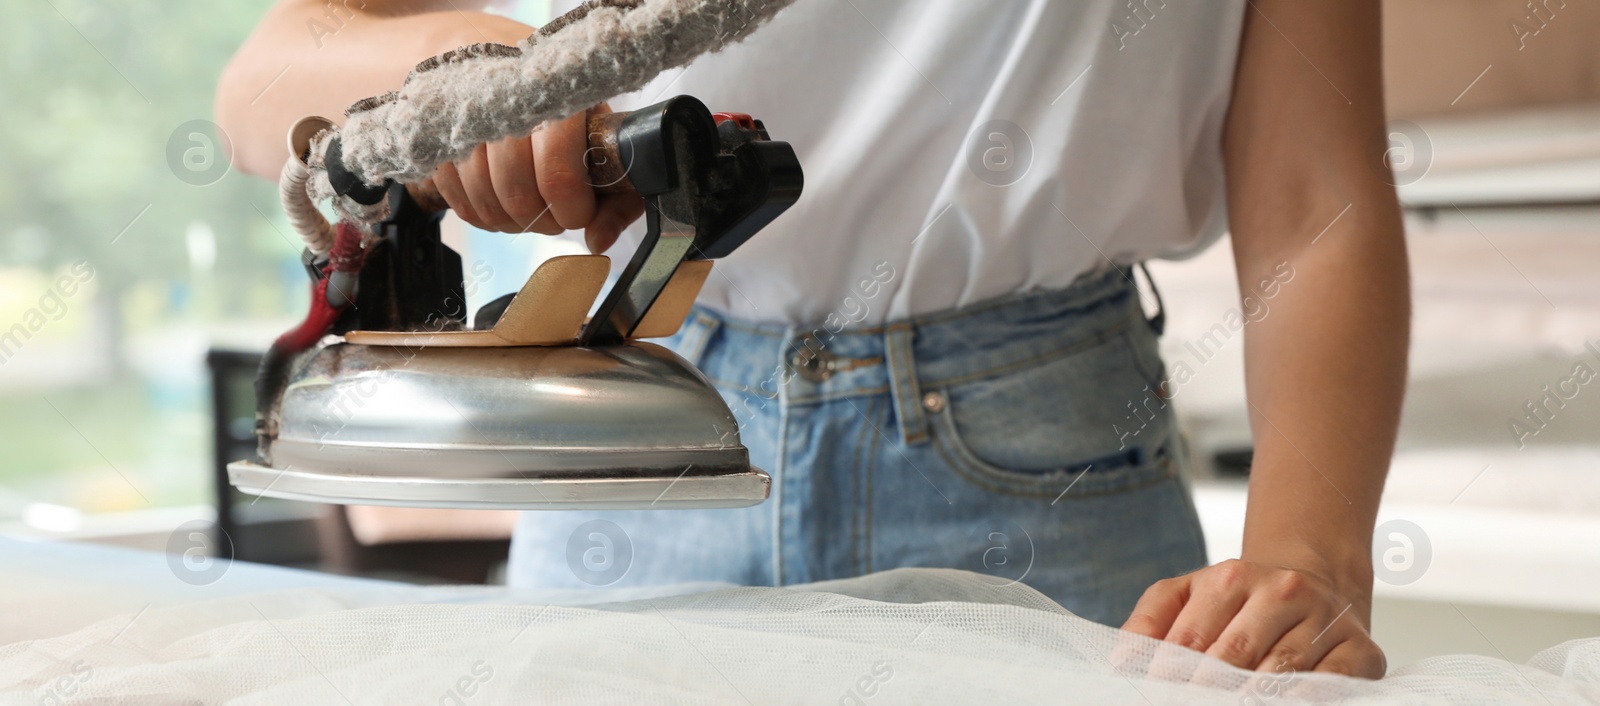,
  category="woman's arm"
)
[216,0,525,179]
[216,0,643,248]
[1122,0,1407,677]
